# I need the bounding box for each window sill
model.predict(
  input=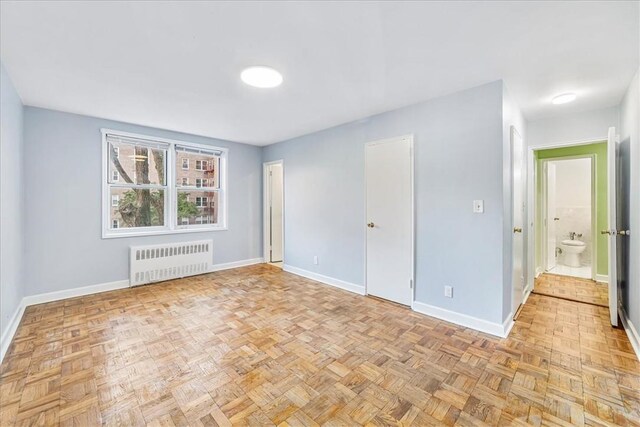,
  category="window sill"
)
[102,225,228,239]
